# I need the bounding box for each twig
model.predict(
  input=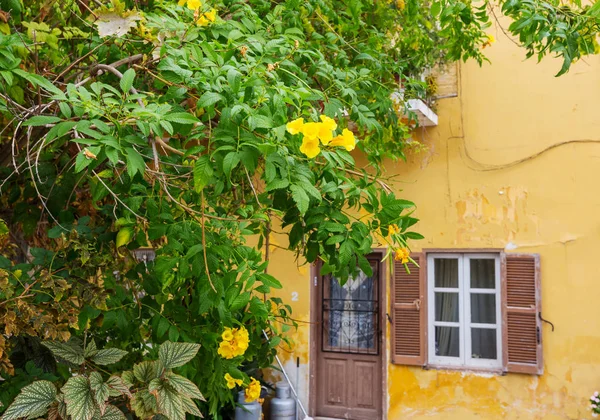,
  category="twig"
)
[90,64,145,107]
[156,137,197,159]
[200,192,217,293]
[488,4,521,48]
[314,161,393,193]
[244,166,262,208]
[72,133,147,220]
[75,0,99,19]
[53,41,107,83]
[11,119,24,172]
[25,126,66,229]
[0,93,29,114]
[0,294,35,306]
[90,59,162,173]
